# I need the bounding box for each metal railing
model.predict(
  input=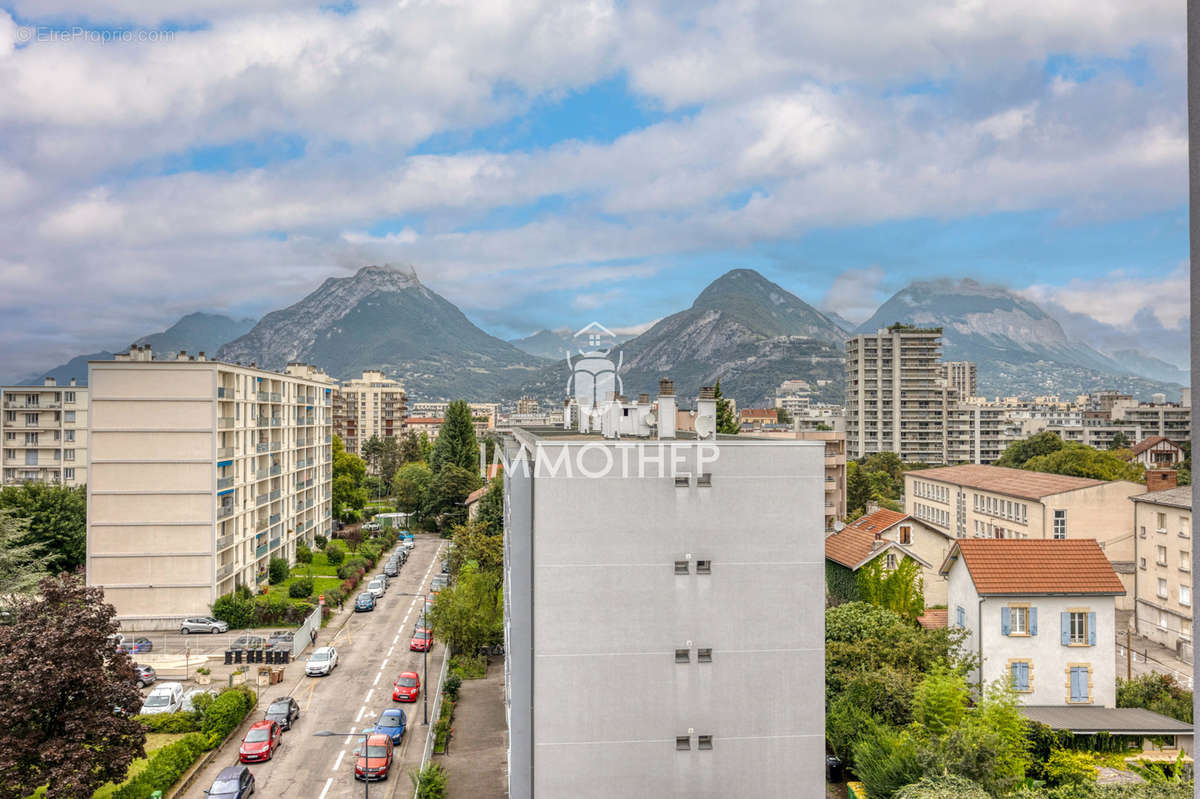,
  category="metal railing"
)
[269,513,281,525]
[217,477,234,490]
[217,505,235,520]
[255,544,269,559]
[256,442,270,453]
[216,562,234,580]
[217,447,234,458]
[218,417,235,429]
[256,494,269,506]
[216,533,235,551]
